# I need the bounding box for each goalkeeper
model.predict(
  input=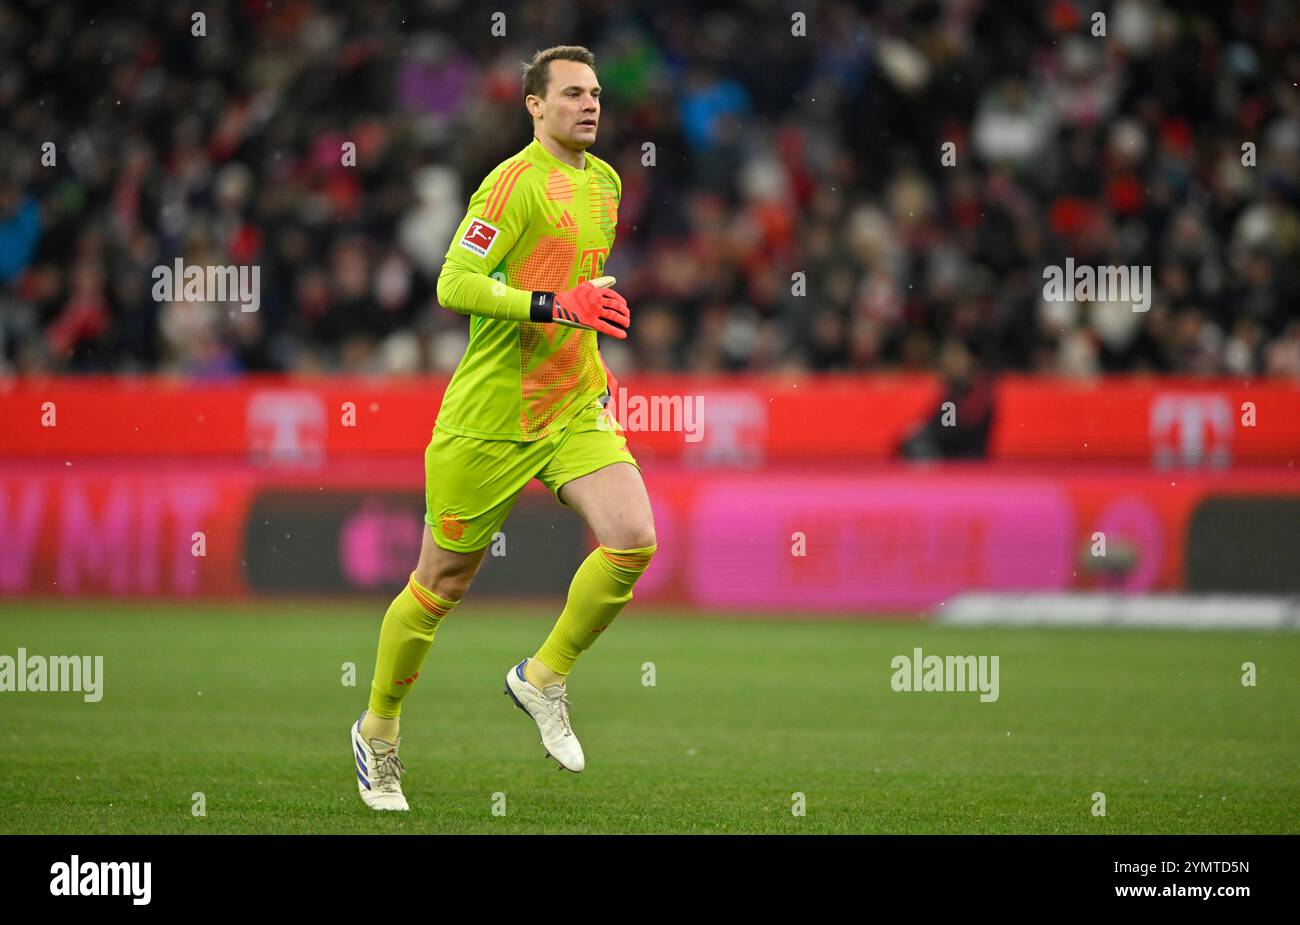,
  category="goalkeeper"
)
[349,46,657,810]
